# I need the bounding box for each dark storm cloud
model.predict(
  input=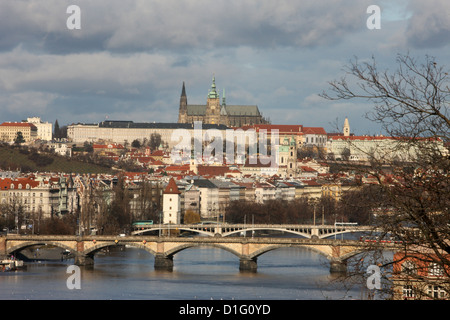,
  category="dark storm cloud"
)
[404,0,450,48]
[1,0,450,133]
[0,0,373,54]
